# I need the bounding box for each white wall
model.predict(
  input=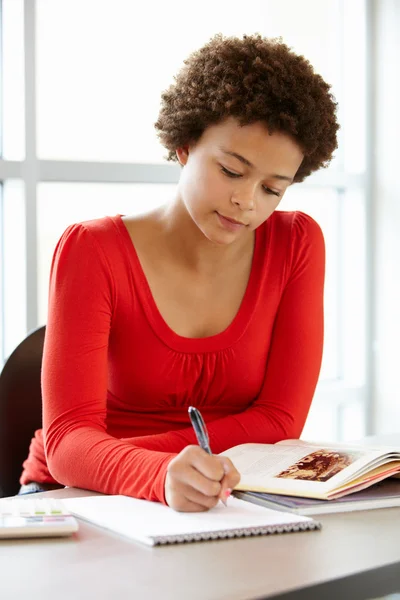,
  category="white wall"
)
[373,0,400,432]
